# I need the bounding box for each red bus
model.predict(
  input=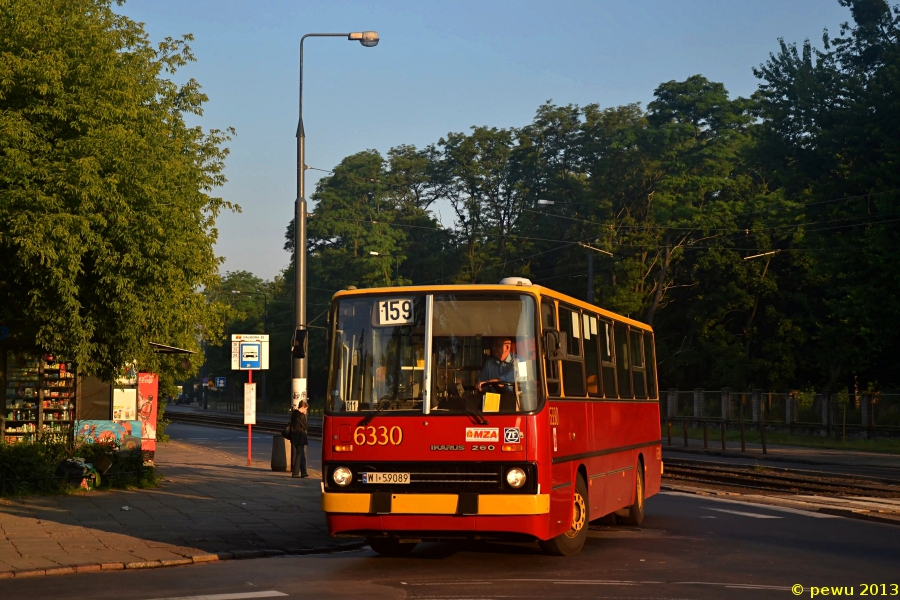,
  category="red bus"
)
[320,278,662,556]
